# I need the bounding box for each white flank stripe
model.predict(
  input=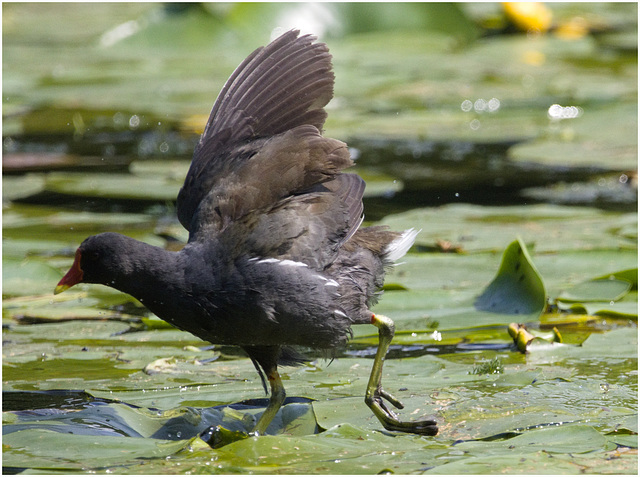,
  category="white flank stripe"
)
[278,259,308,268]
[317,275,339,287]
[256,258,279,264]
[253,257,309,267]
